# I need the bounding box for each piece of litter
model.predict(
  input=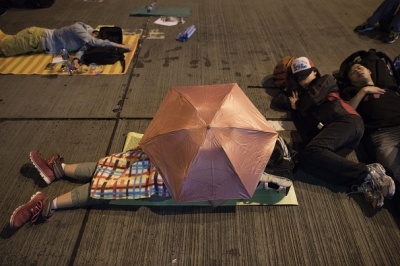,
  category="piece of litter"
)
[176,25,196,42]
[154,16,180,26]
